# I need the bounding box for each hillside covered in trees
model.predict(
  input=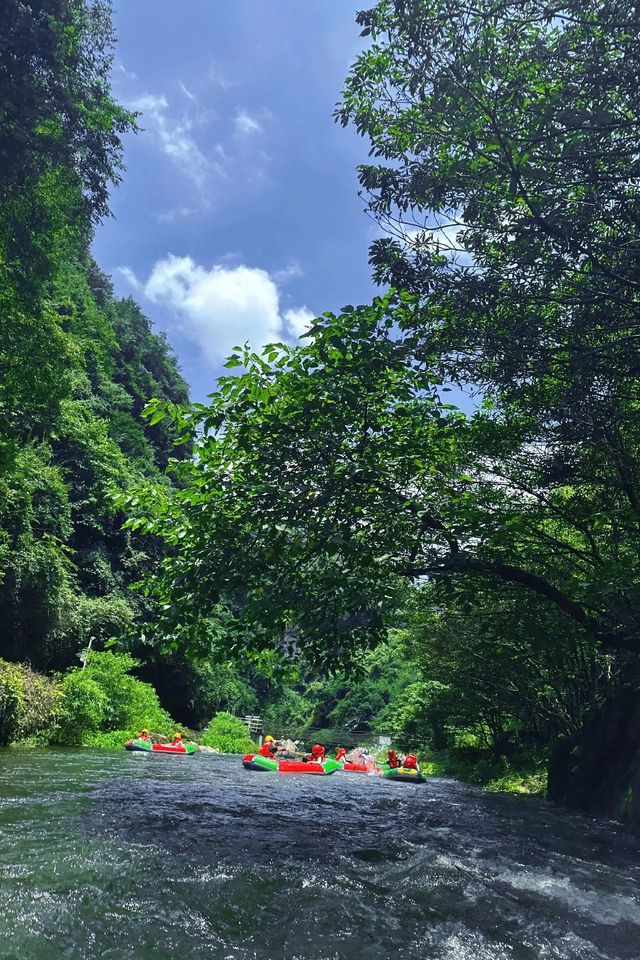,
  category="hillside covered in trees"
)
[0,0,189,669]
